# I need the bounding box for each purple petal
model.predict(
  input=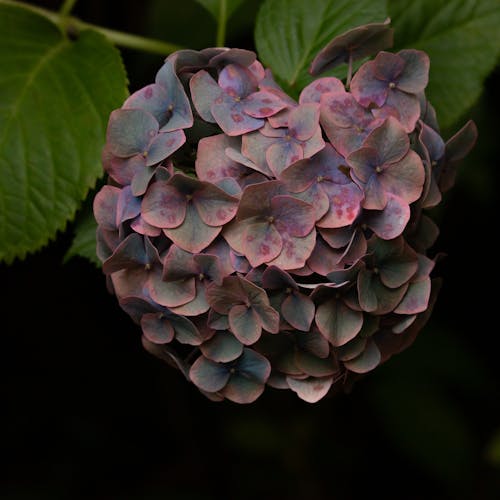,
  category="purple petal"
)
[362,117,409,164]
[149,275,196,308]
[359,173,388,210]
[102,146,145,186]
[236,180,284,220]
[394,278,431,314]
[373,50,405,82]
[267,230,316,271]
[286,376,333,403]
[336,337,367,362]
[241,130,276,174]
[189,355,230,392]
[116,186,141,225]
[315,299,363,347]
[201,330,244,363]
[374,91,420,133]
[380,150,425,204]
[357,269,408,314]
[243,221,283,267]
[292,185,330,222]
[154,60,194,131]
[272,195,316,237]
[218,64,258,98]
[94,185,120,231]
[195,134,247,183]
[141,181,186,228]
[192,183,239,227]
[261,265,297,290]
[282,293,315,331]
[131,165,156,197]
[242,90,287,118]
[347,146,380,183]
[396,49,430,94]
[343,339,381,373]
[163,203,222,253]
[303,128,326,158]
[171,315,205,346]
[299,77,345,104]
[364,194,410,240]
[222,219,248,255]
[316,182,363,229]
[212,92,264,136]
[130,216,162,237]
[208,48,257,69]
[221,376,265,404]
[350,60,388,107]
[106,109,158,157]
[307,236,343,276]
[146,129,185,166]
[123,84,171,125]
[309,19,394,75]
[169,281,210,316]
[163,244,197,281]
[229,305,262,345]
[141,312,175,344]
[206,277,248,314]
[318,226,353,249]
[189,70,221,122]
[288,103,320,141]
[266,140,303,177]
